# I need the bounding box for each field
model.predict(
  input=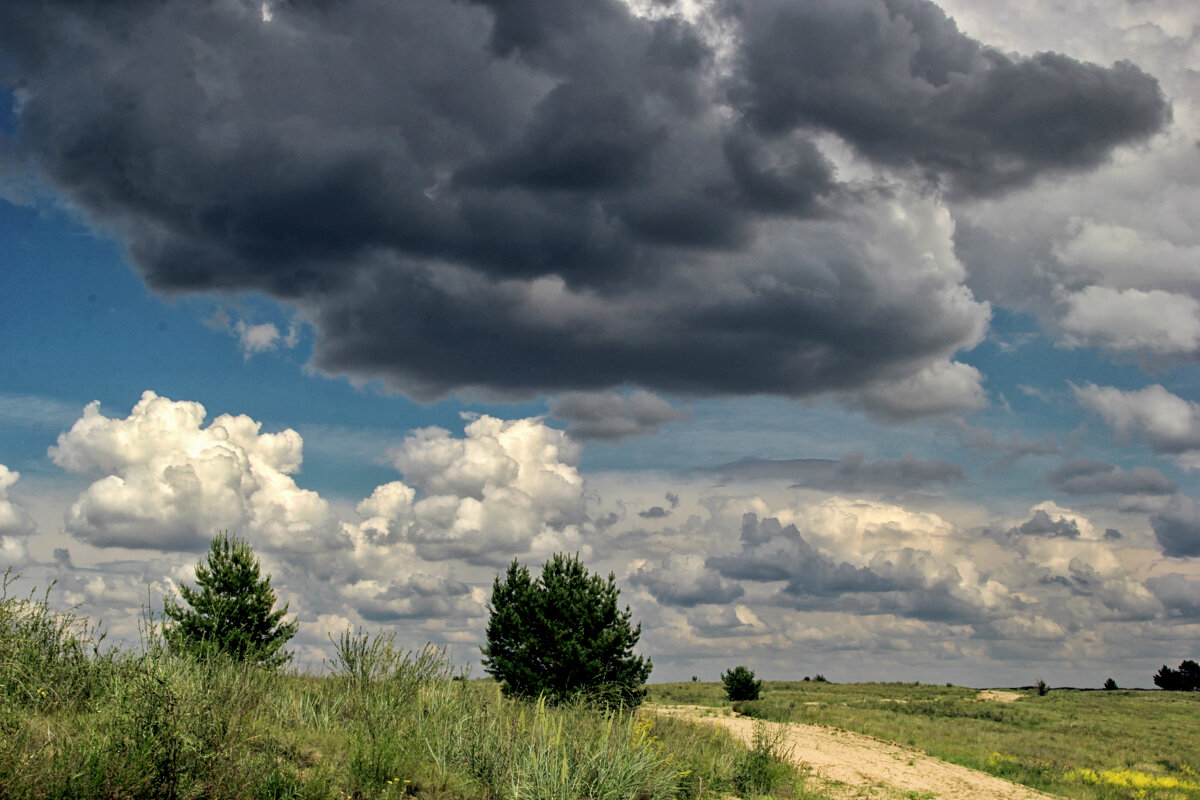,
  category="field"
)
[649,680,1200,800]
[0,576,817,800]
